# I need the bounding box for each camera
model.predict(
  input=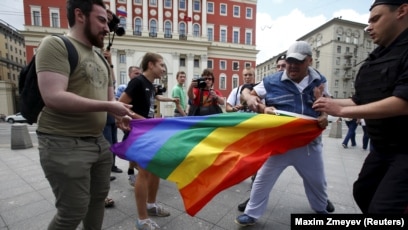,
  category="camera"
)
[193,78,207,89]
[154,84,167,94]
[108,13,125,37]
